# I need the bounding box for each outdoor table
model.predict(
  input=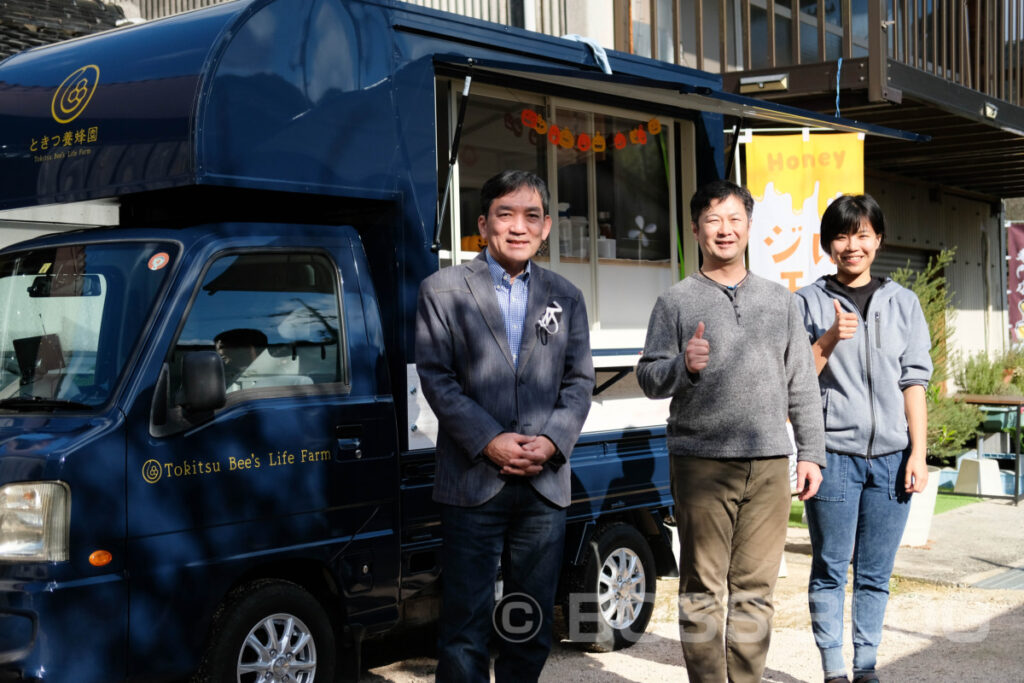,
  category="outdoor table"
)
[956,393,1024,504]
